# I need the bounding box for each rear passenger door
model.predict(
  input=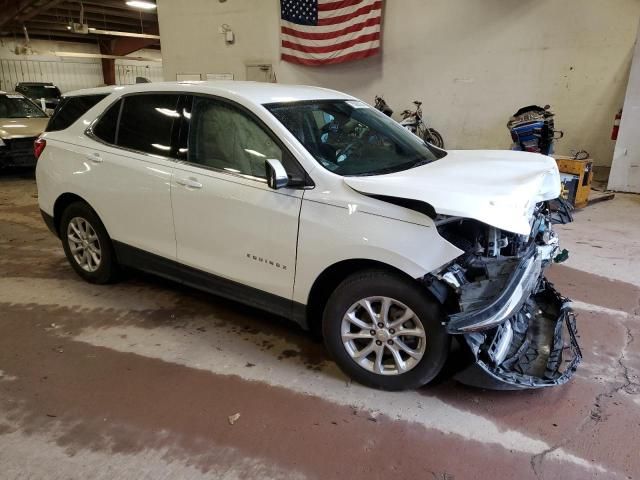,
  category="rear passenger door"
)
[82,93,181,259]
[170,95,304,306]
